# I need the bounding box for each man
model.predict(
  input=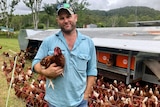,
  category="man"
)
[32,3,97,107]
